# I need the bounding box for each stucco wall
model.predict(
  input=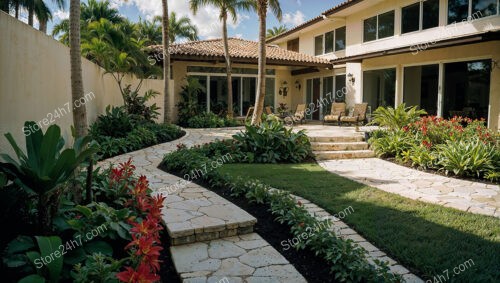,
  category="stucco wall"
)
[0,12,171,154]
